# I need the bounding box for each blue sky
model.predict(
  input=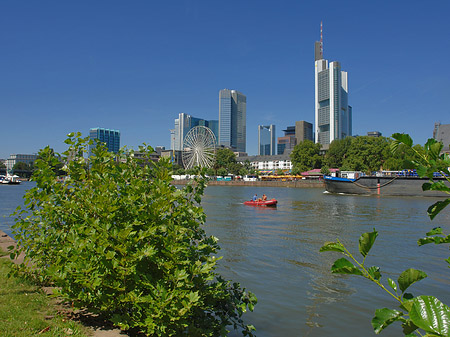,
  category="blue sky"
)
[1,1,449,158]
